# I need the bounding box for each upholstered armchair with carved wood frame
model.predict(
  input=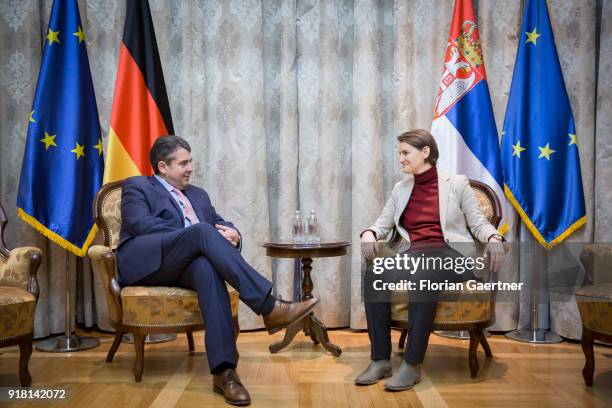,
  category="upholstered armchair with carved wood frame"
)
[576,244,612,386]
[387,180,501,378]
[0,202,42,386]
[88,180,240,382]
